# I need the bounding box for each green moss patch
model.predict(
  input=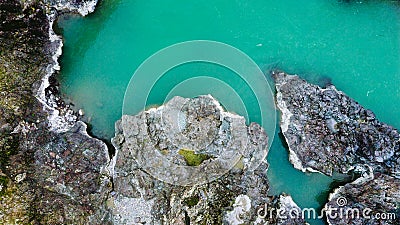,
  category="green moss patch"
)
[0,175,9,197]
[178,149,212,166]
[183,195,200,207]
